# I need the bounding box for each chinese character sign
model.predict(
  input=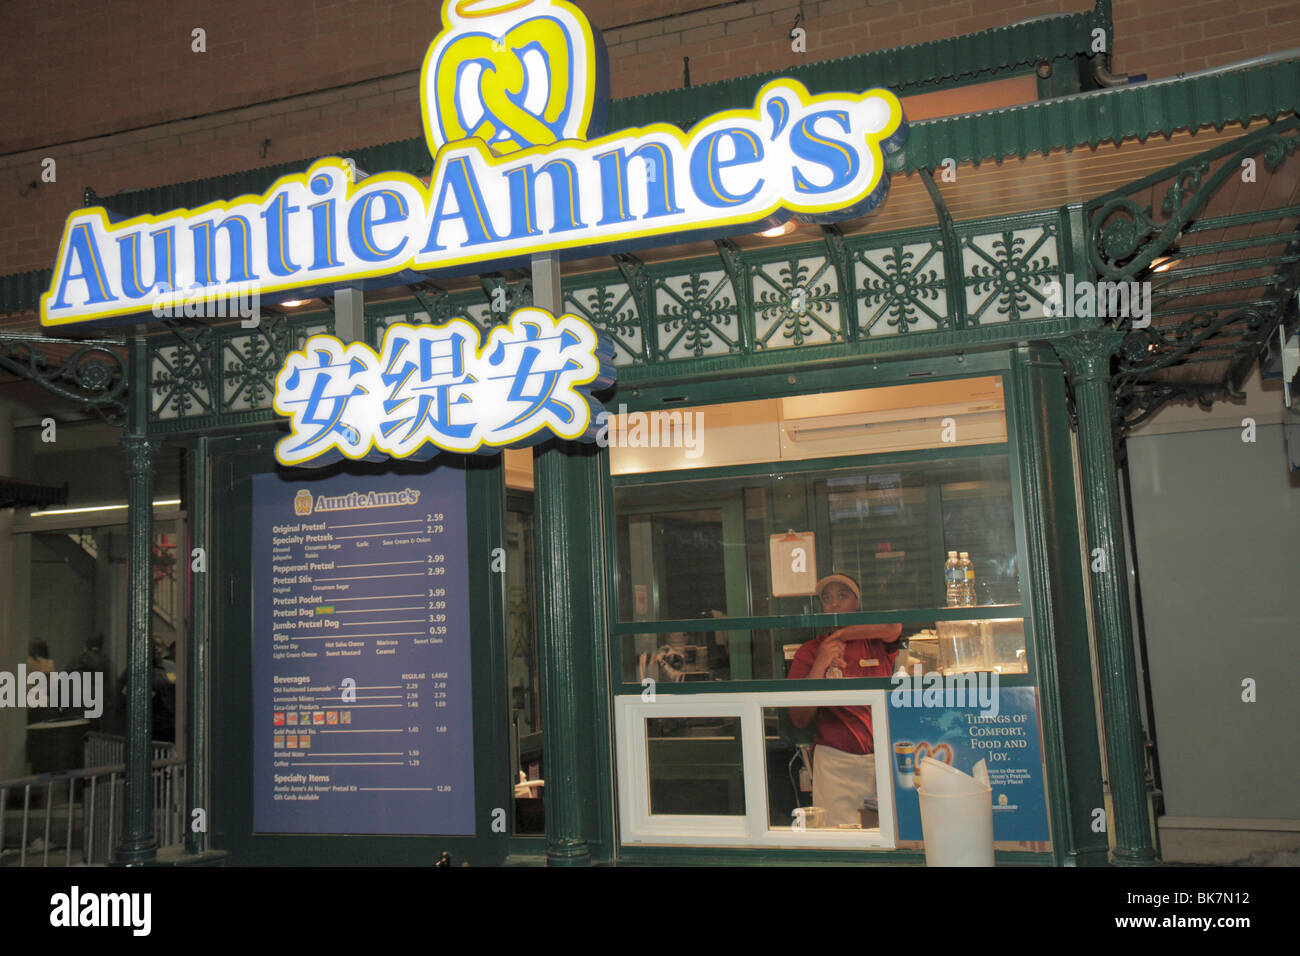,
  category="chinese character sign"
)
[273,307,615,466]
